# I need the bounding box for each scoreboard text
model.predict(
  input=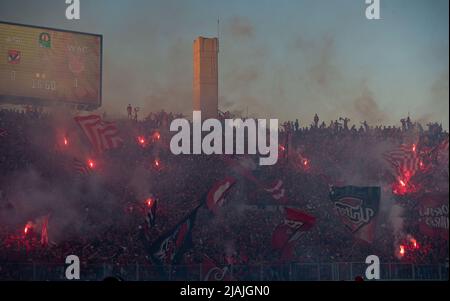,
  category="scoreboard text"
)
[0,21,102,108]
